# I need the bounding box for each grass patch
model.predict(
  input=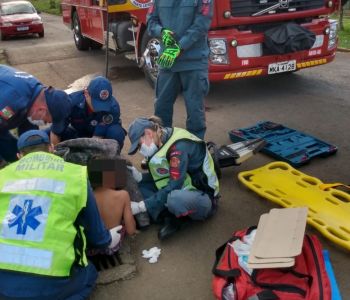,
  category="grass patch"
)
[29,0,61,16]
[338,16,350,49]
